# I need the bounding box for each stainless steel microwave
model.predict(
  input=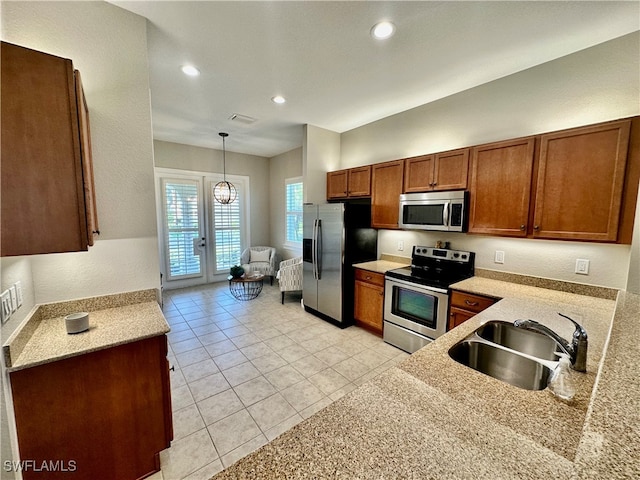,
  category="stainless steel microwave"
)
[398,191,468,232]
